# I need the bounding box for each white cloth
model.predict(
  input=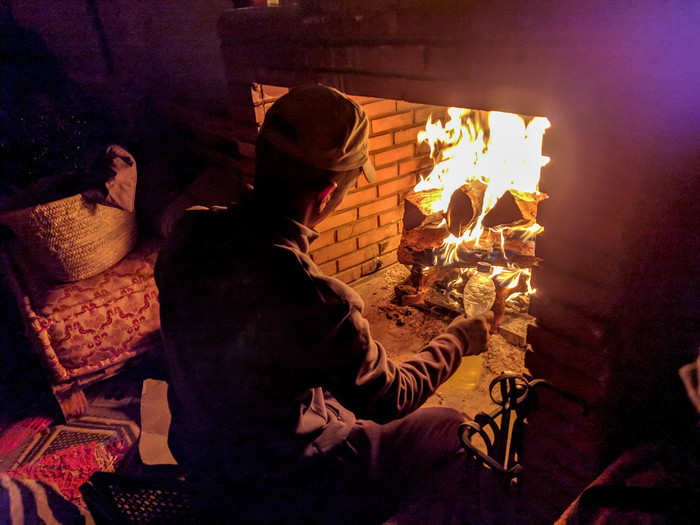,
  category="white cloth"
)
[139,379,178,466]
